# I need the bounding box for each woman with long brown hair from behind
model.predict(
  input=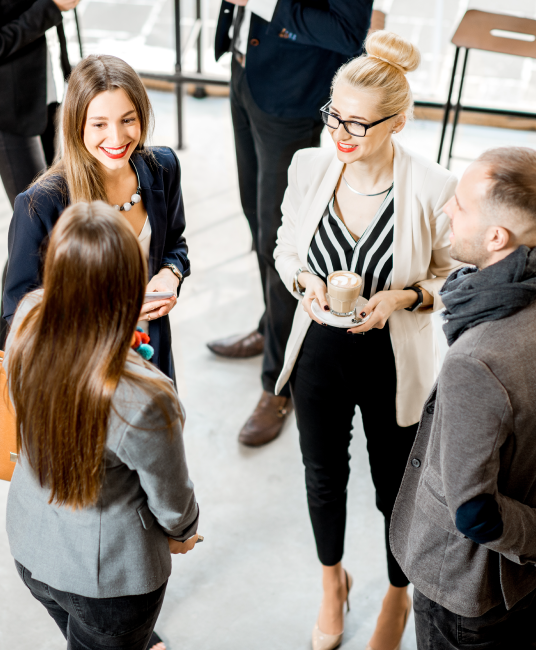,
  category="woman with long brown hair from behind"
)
[4,202,199,650]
